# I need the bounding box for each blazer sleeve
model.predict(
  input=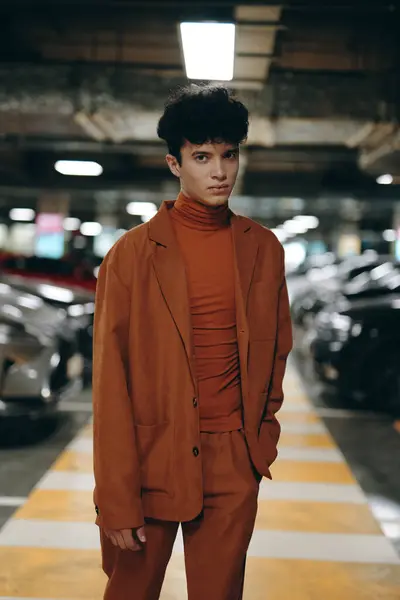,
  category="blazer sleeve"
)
[92,254,144,530]
[261,245,293,446]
